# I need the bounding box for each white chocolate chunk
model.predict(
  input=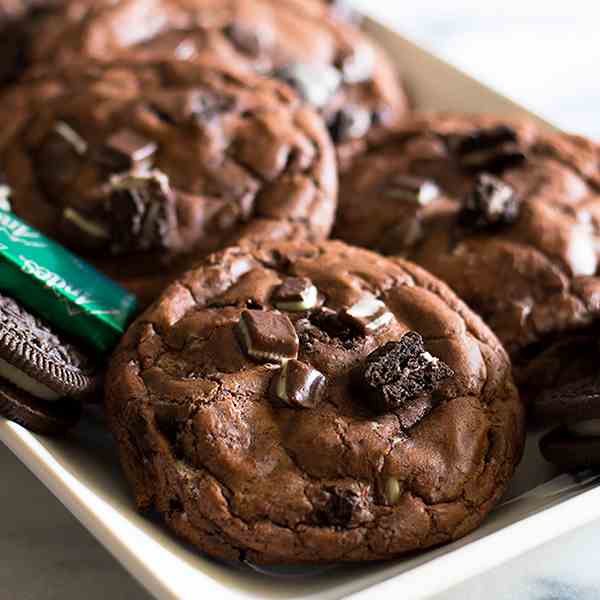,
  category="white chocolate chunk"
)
[276,360,290,402]
[0,356,60,401]
[54,121,88,155]
[567,419,600,437]
[385,477,401,505]
[275,285,318,312]
[419,181,440,205]
[63,207,110,240]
